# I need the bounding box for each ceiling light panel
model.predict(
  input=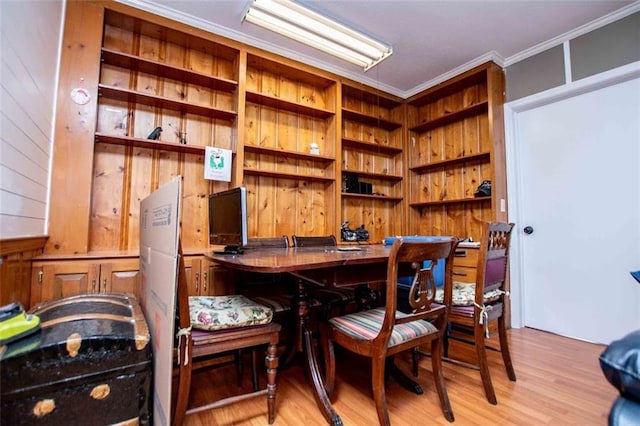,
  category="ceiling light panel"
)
[243,0,392,70]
